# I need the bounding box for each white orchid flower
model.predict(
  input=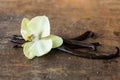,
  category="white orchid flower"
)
[21,16,63,59]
